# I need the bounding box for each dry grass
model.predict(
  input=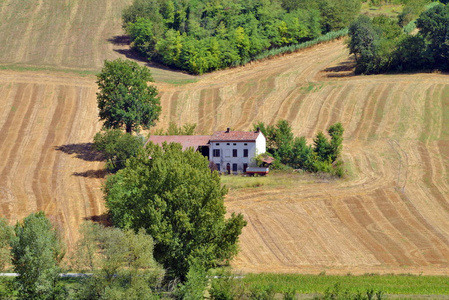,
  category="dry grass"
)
[1,0,449,276]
